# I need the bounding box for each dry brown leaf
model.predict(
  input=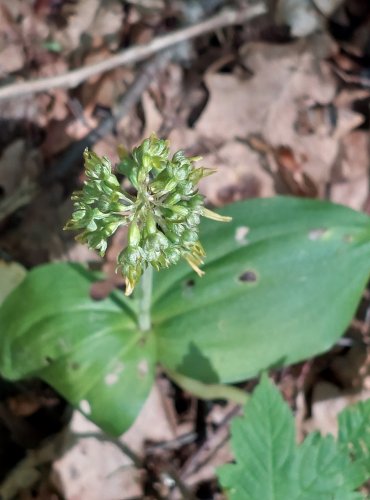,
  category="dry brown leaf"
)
[304,381,370,436]
[0,140,41,196]
[334,130,369,181]
[197,36,336,140]
[196,35,362,191]
[53,384,175,500]
[56,0,100,51]
[329,130,370,209]
[0,44,24,75]
[198,141,274,206]
[142,91,163,137]
[329,177,368,210]
[54,0,123,53]
[271,144,319,198]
